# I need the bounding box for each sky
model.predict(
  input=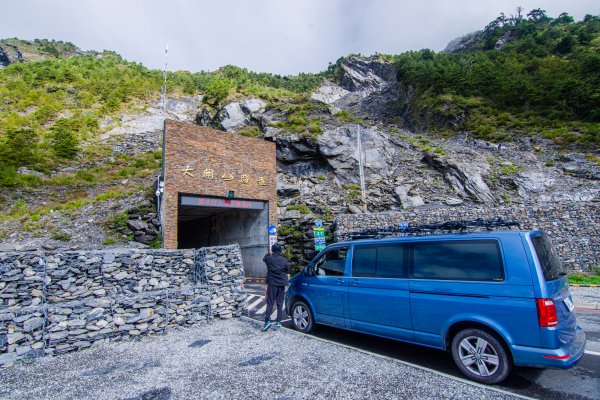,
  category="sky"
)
[1,0,599,75]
